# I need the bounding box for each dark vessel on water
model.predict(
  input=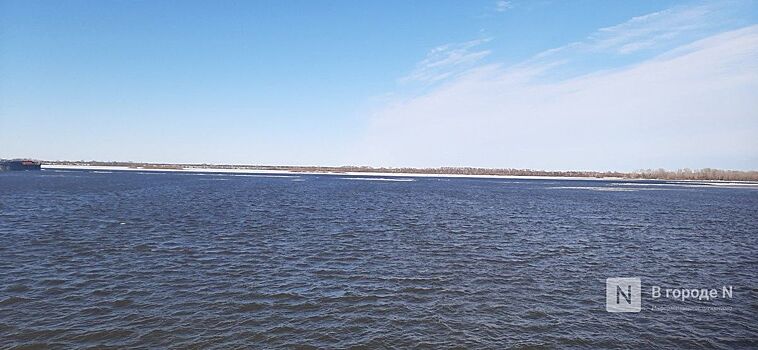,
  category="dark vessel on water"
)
[0,159,42,171]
